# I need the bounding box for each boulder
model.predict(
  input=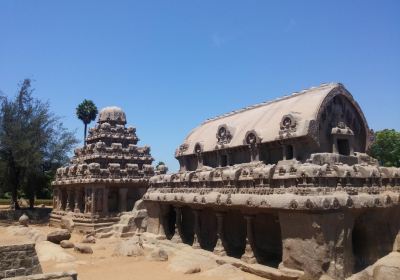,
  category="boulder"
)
[18,213,29,226]
[74,244,93,254]
[60,213,75,232]
[112,238,144,257]
[60,240,75,249]
[148,247,168,261]
[81,235,96,244]
[47,229,71,244]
